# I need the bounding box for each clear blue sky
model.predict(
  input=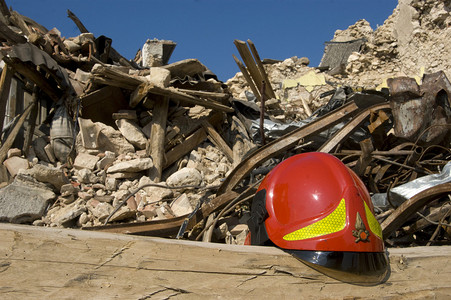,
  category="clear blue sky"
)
[12,0,397,81]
